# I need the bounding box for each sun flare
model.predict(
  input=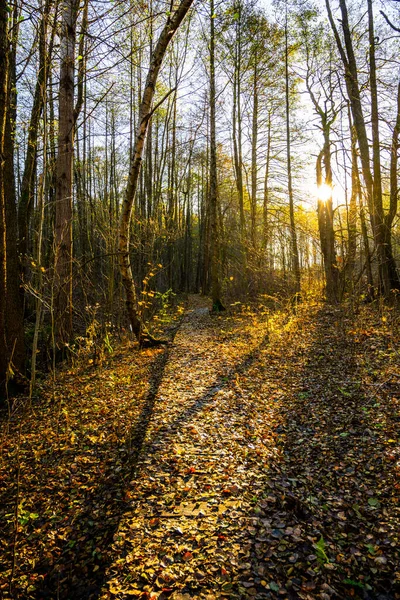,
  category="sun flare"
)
[316,183,333,201]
